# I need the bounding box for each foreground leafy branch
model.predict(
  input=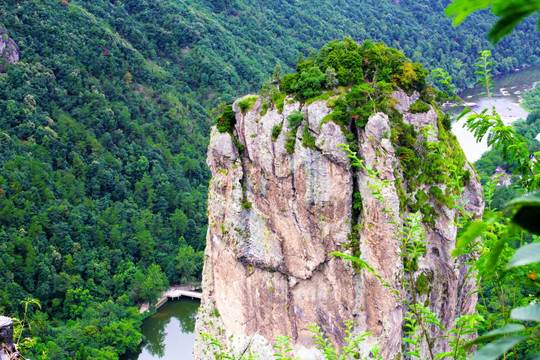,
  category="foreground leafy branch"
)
[434,50,540,359]
[446,0,540,43]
